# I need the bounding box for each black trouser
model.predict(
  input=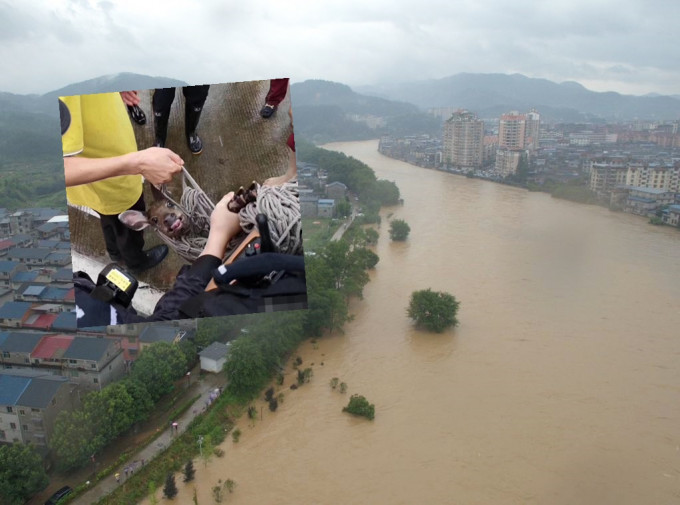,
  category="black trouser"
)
[152,85,210,117]
[98,195,146,268]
